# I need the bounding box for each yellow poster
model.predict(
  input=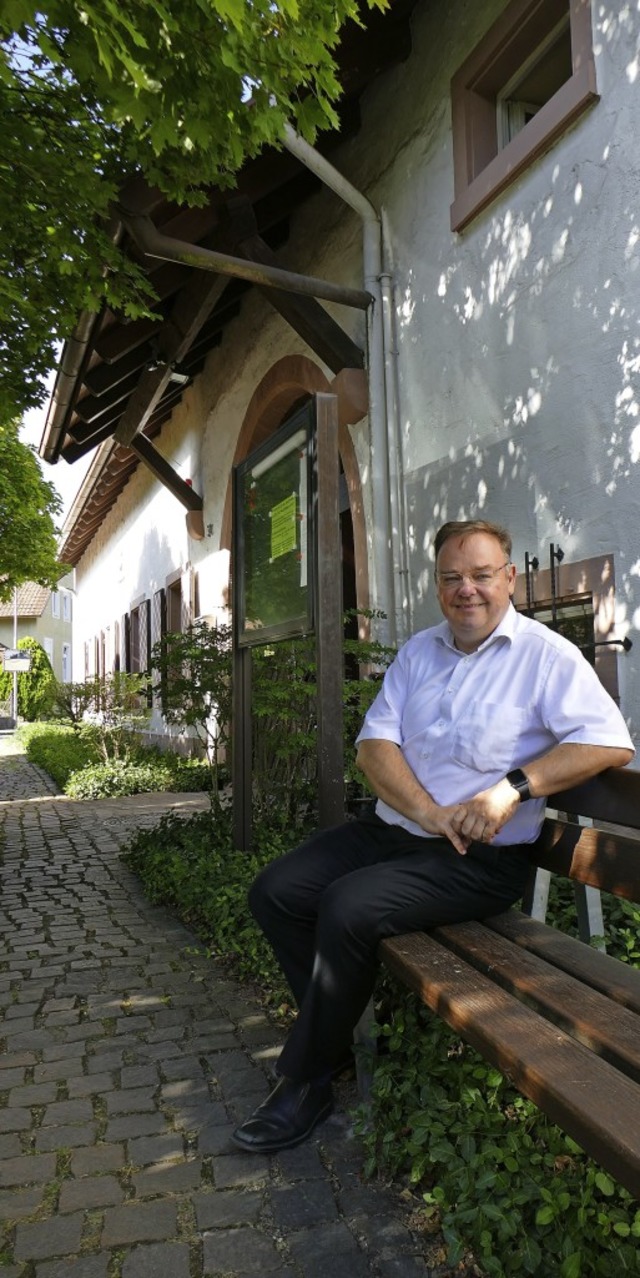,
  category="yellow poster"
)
[270,492,297,560]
